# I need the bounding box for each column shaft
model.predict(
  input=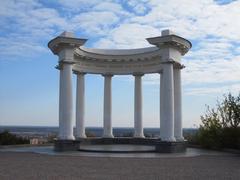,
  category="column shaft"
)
[103,75,114,138]
[76,73,86,138]
[134,74,144,138]
[59,63,74,140]
[174,68,184,141]
[160,73,163,138]
[160,63,175,141]
[59,69,63,138]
